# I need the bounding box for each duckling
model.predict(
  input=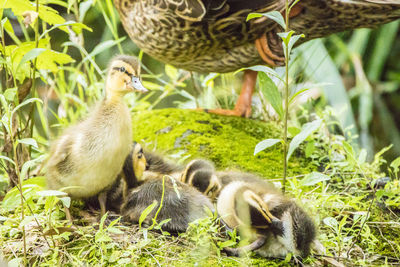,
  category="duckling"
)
[46,55,148,220]
[180,159,221,199]
[88,142,147,212]
[217,180,316,259]
[121,178,213,233]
